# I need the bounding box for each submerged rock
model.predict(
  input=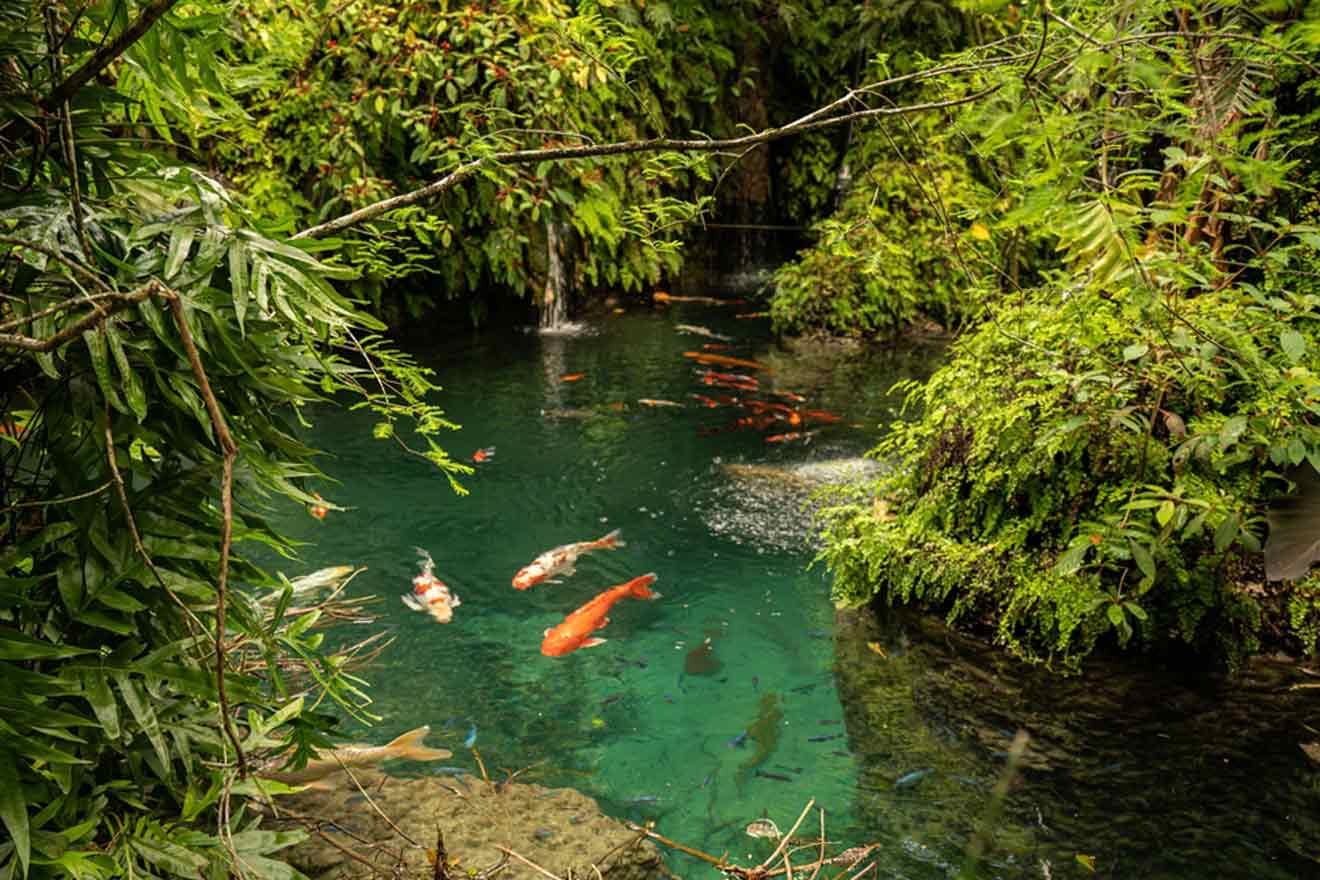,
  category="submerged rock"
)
[272,771,662,880]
